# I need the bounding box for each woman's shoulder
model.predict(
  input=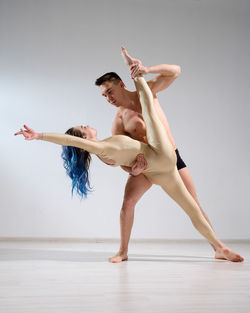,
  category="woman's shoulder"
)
[103,134,130,142]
